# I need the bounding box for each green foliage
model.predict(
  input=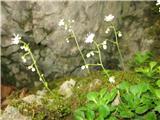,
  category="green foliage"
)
[135,61,159,79]
[74,81,160,120]
[132,52,160,81]
[74,88,117,120]
[117,82,158,119]
[133,51,152,66]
